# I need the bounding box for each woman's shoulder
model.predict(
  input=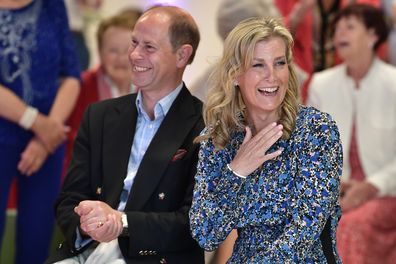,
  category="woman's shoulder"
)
[296,105,338,134]
[309,64,346,94]
[311,64,345,81]
[198,127,243,154]
[298,105,334,121]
